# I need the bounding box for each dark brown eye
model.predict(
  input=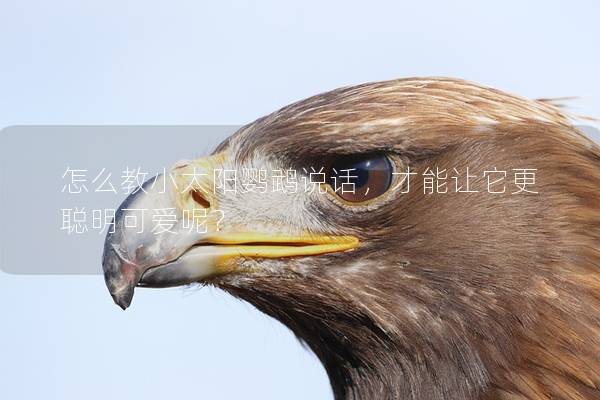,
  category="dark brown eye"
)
[326,154,393,203]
